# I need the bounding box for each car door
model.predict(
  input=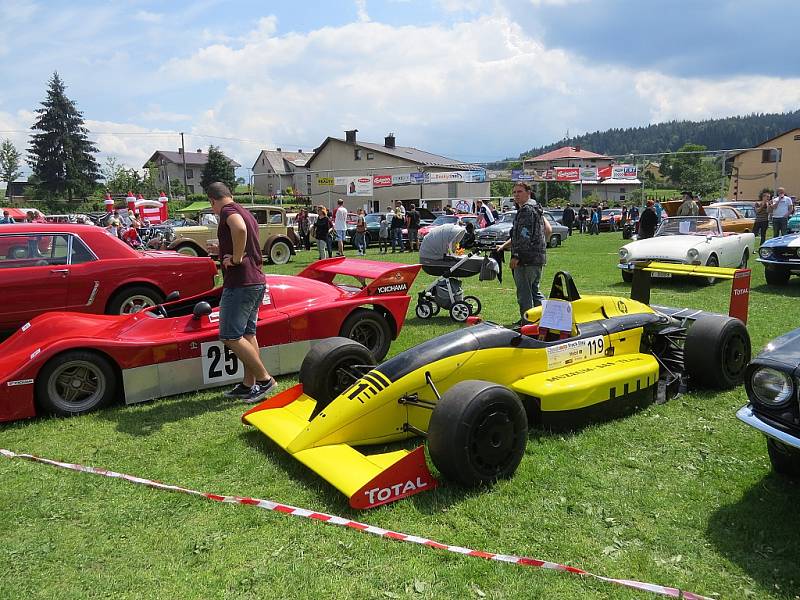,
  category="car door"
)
[62,234,104,311]
[0,233,70,329]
